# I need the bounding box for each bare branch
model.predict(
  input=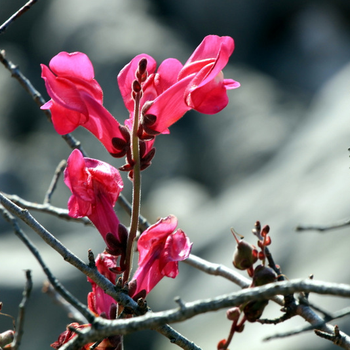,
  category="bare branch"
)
[296,219,350,233]
[60,279,350,350]
[44,159,67,205]
[1,192,92,226]
[265,303,350,341]
[183,254,250,288]
[155,324,202,350]
[0,205,96,324]
[0,0,39,35]
[11,270,32,350]
[0,193,143,316]
[315,325,343,346]
[42,282,88,324]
